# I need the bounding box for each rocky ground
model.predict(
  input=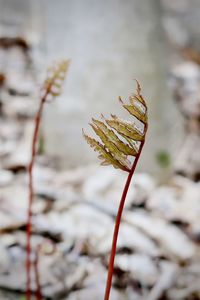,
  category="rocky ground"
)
[1,144,200,300]
[0,62,200,300]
